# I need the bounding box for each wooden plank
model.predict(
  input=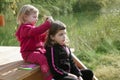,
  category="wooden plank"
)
[0,46,43,80]
[23,70,43,80]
